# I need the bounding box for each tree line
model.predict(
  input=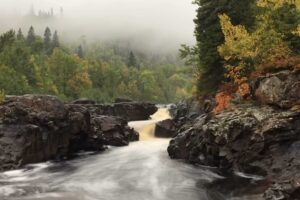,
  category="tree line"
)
[0,26,193,103]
